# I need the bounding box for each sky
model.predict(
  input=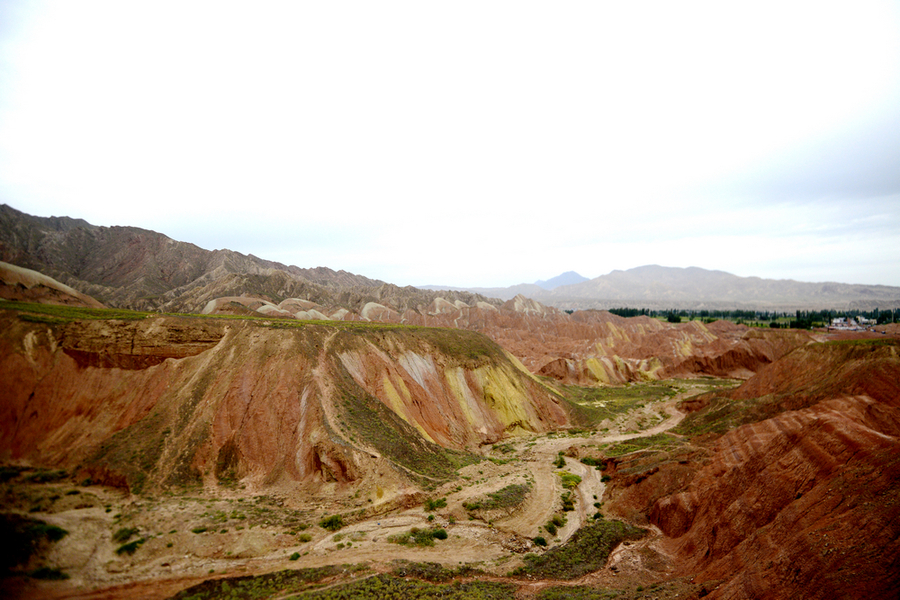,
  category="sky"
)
[1,1,899,288]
